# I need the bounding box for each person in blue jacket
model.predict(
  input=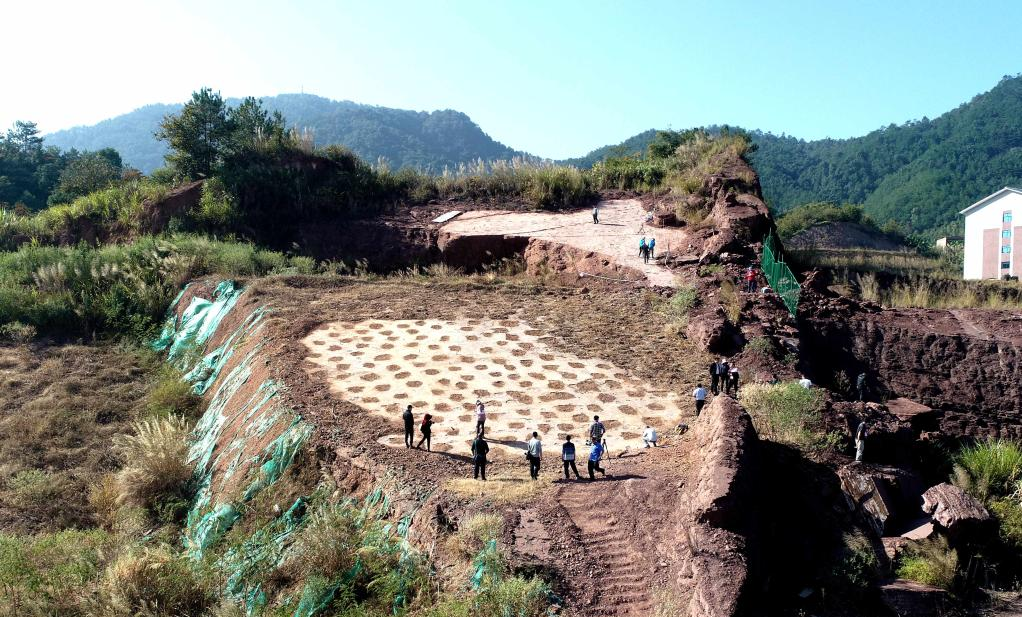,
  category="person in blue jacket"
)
[647,236,656,260]
[588,440,608,480]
